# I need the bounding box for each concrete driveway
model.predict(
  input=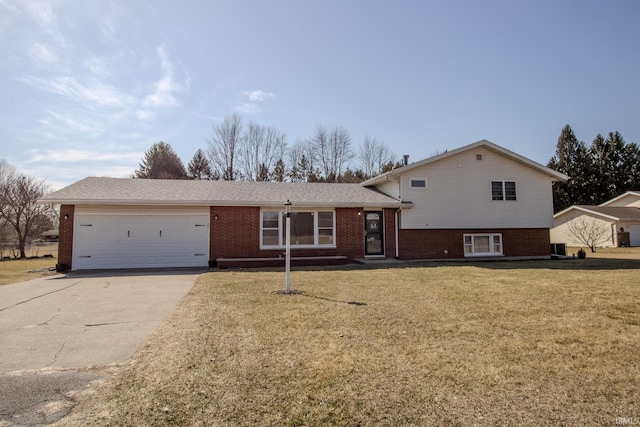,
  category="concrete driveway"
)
[0,269,200,425]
